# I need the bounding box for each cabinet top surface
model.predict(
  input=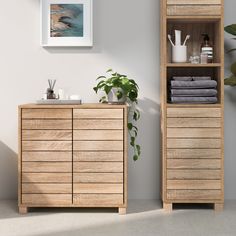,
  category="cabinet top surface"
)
[19,103,127,109]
